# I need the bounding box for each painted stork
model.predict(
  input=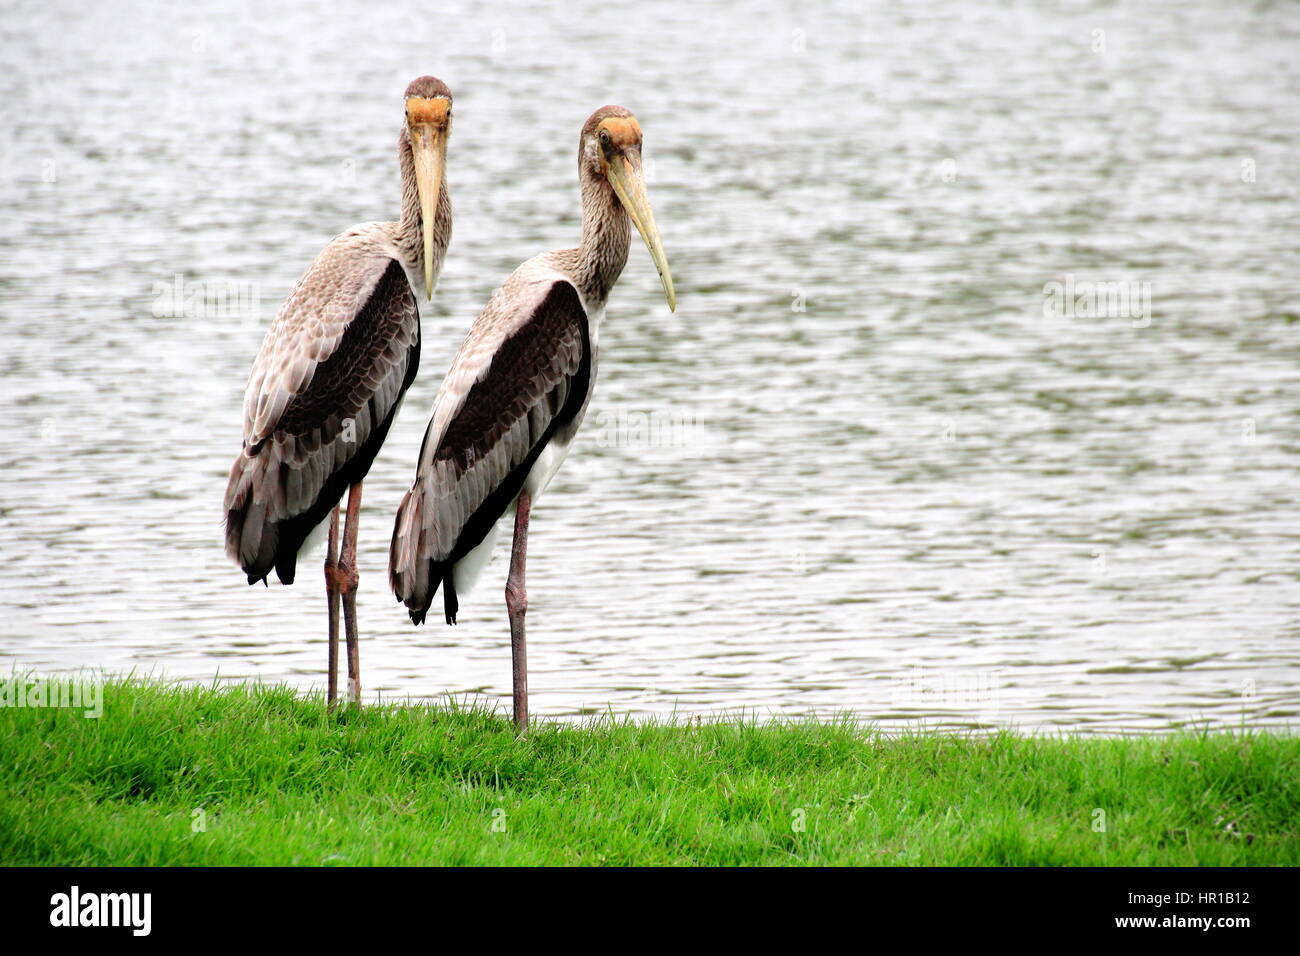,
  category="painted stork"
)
[223,76,453,707]
[389,105,675,731]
